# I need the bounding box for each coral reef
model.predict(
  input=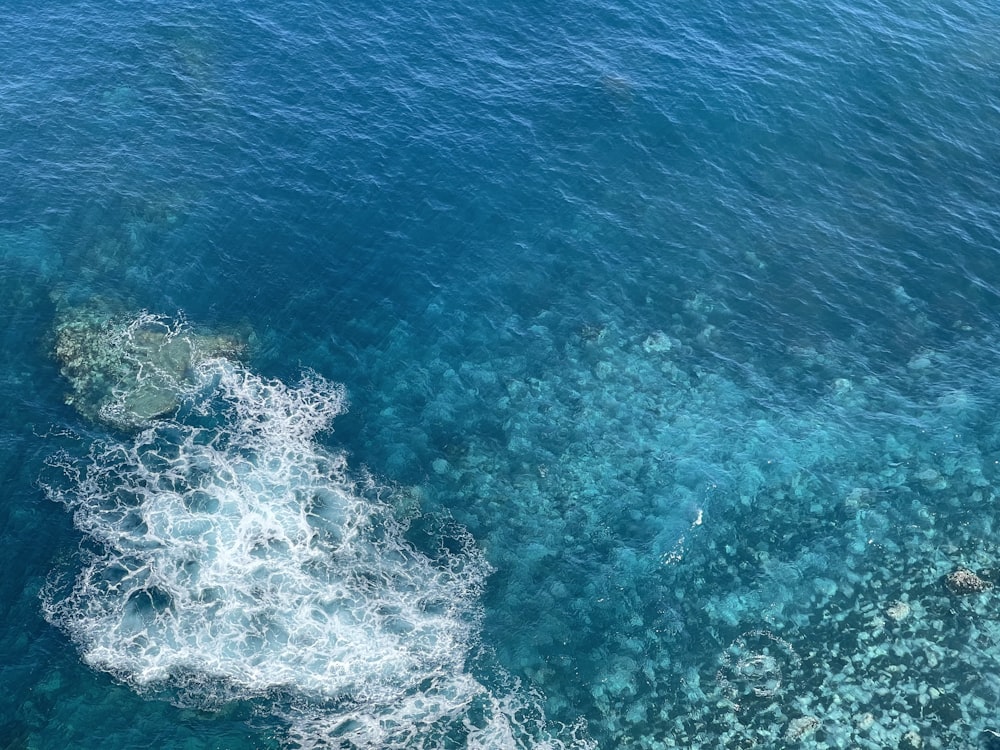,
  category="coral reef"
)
[317,296,1000,749]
